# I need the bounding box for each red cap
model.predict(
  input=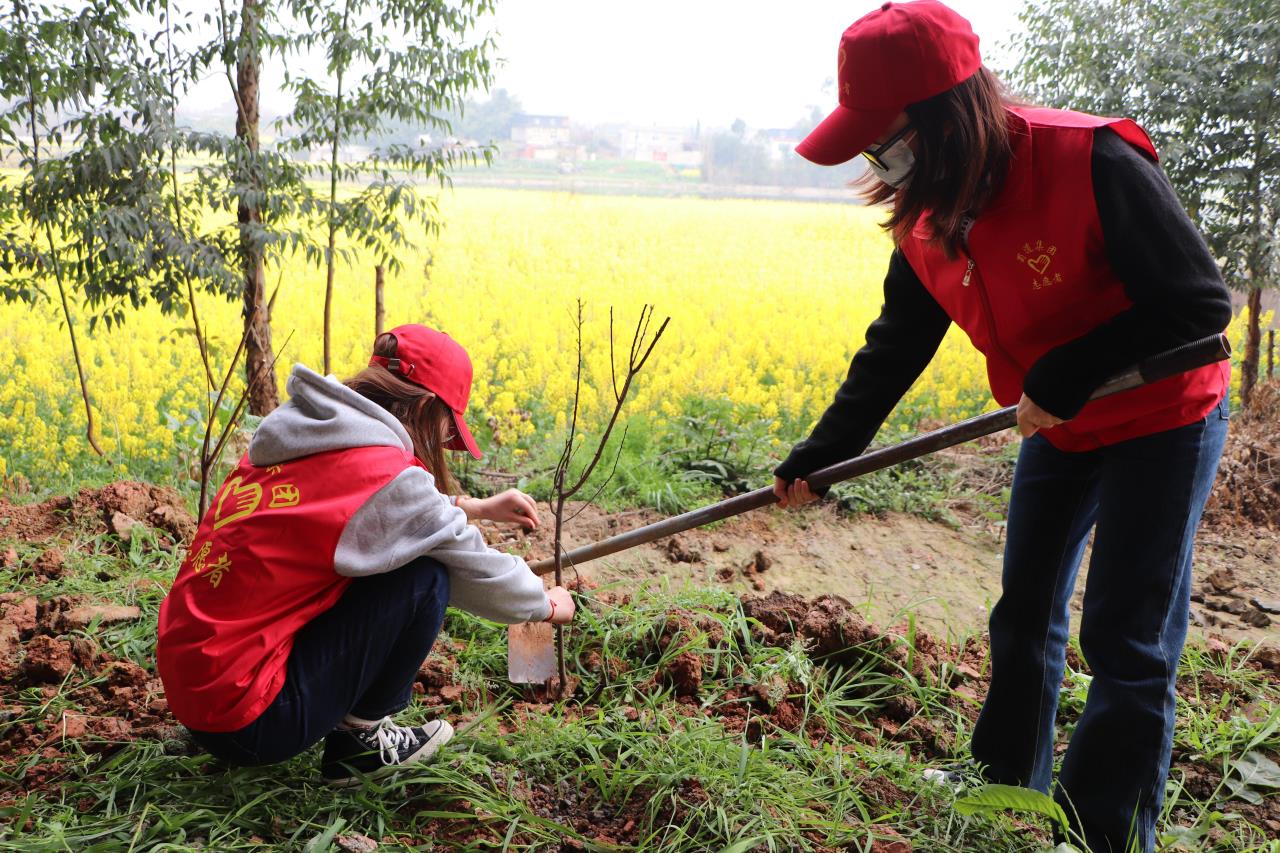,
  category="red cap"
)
[797,0,981,166]
[370,324,483,460]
